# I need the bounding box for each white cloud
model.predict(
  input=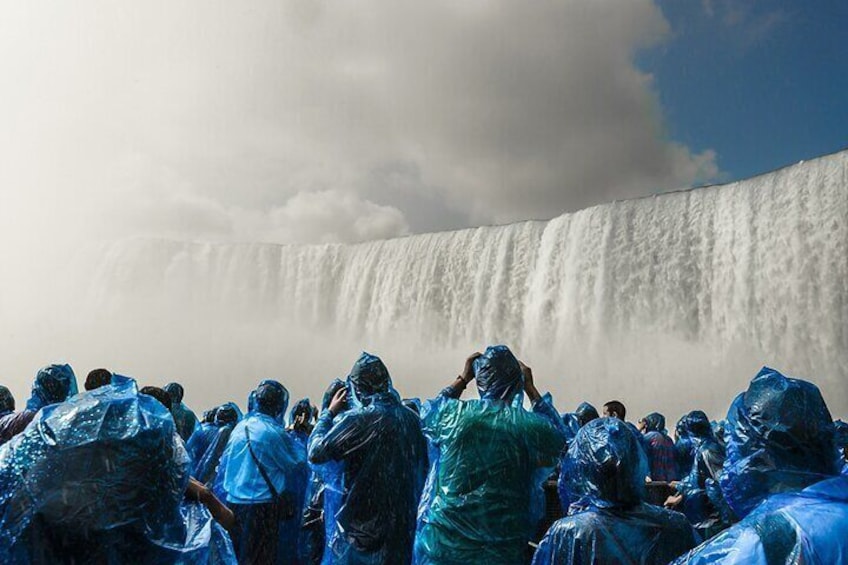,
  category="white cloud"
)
[263,190,410,244]
[0,0,720,249]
